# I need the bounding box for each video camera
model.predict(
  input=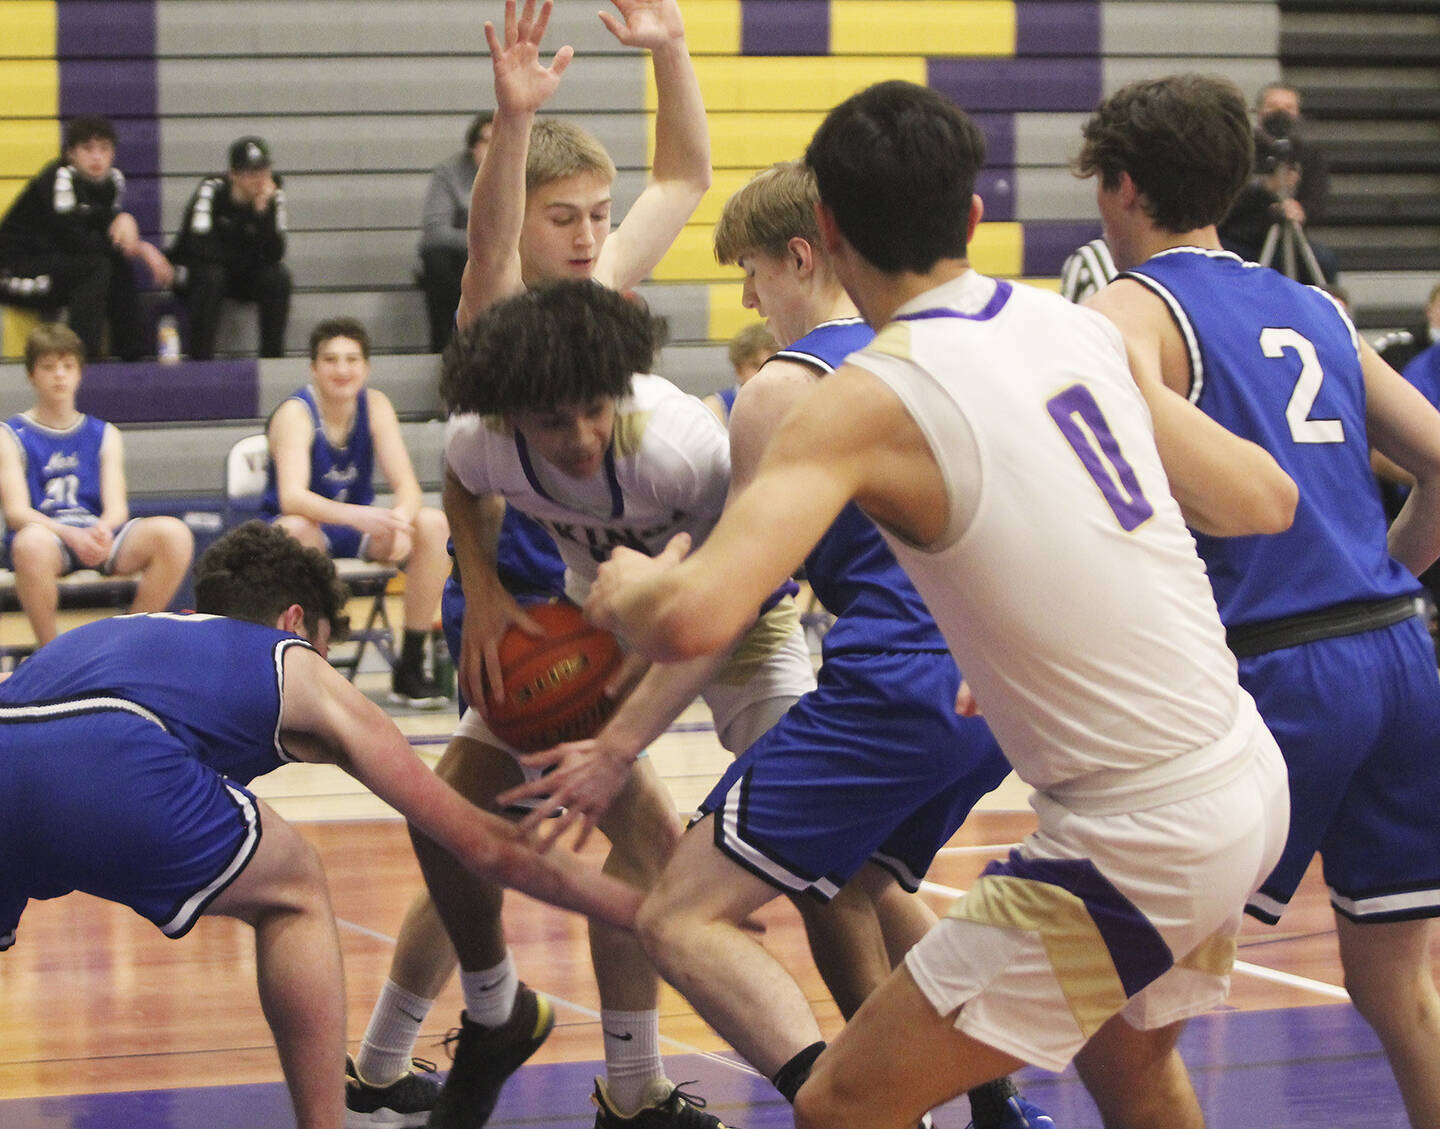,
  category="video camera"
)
[1256,111,1299,175]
